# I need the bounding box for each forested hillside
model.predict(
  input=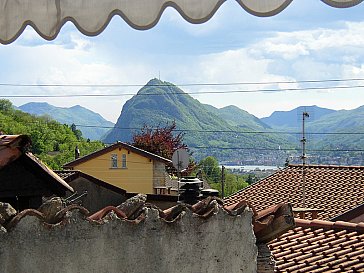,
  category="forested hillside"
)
[104,79,293,163]
[0,100,104,169]
[19,102,114,140]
